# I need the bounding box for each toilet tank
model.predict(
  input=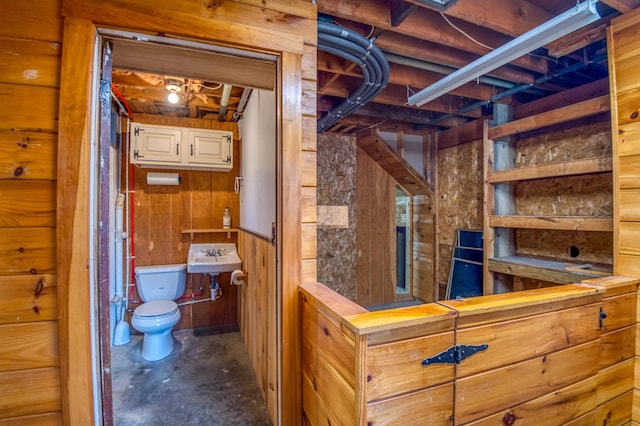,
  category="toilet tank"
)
[134,263,187,302]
